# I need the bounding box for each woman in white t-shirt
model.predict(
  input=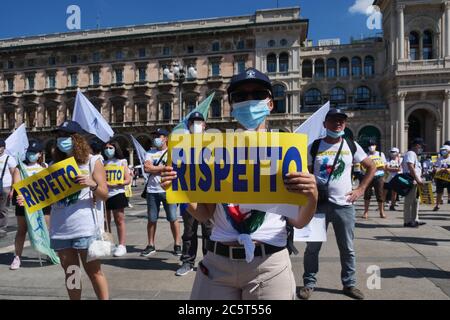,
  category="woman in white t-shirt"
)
[103,140,131,257]
[10,140,49,270]
[384,147,402,211]
[45,121,109,300]
[161,69,318,300]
